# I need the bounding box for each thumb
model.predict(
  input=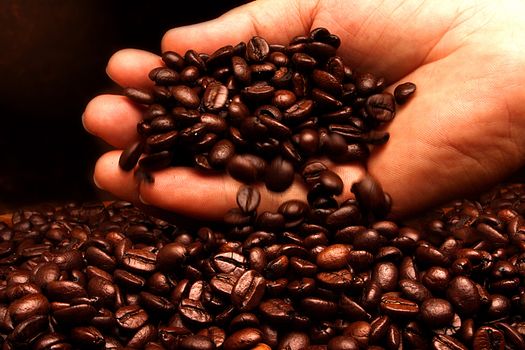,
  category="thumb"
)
[161,0,316,54]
